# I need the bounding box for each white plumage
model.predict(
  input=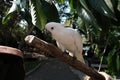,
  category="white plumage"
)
[45,22,113,80]
[45,22,84,63]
